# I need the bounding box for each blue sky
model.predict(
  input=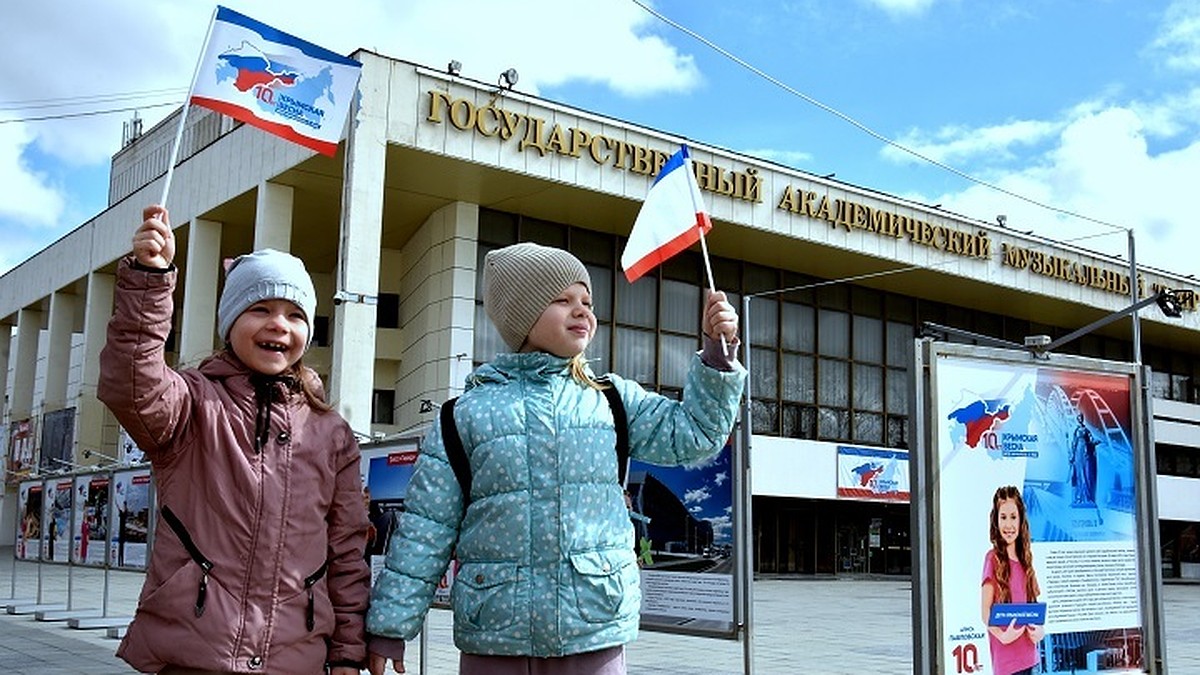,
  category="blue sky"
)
[3,0,1199,280]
